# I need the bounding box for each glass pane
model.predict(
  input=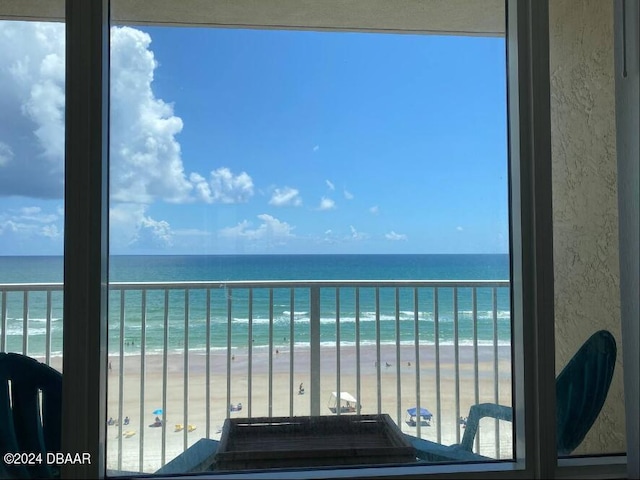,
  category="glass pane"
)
[0,16,65,479]
[548,1,625,457]
[0,18,65,364]
[107,2,511,475]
